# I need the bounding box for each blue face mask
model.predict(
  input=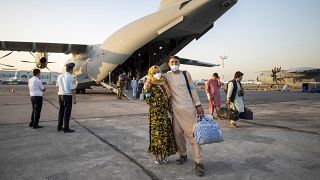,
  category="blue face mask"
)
[153,73,161,80]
